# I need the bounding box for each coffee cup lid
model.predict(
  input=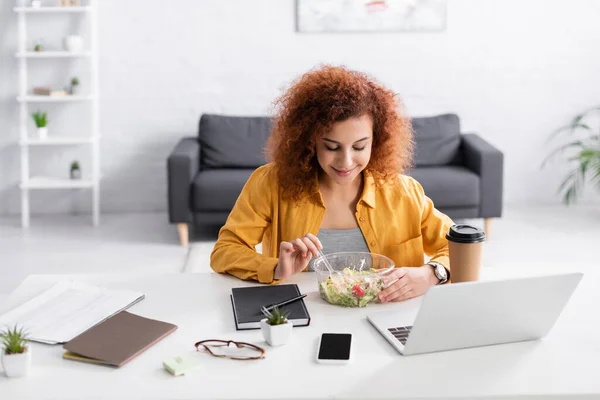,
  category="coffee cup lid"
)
[446,224,486,243]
